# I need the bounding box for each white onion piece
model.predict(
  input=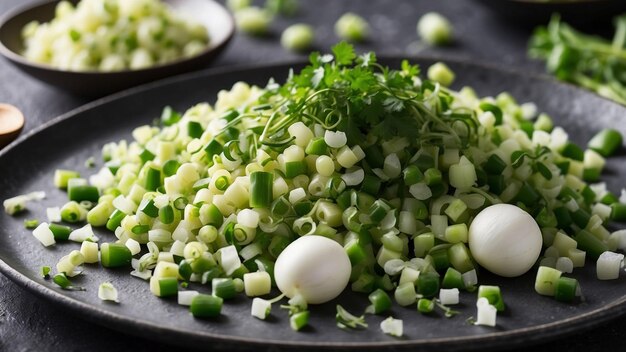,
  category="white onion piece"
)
[69,224,99,243]
[469,204,542,277]
[218,245,242,276]
[178,290,200,306]
[439,288,460,305]
[462,269,478,288]
[237,209,260,228]
[274,235,351,304]
[125,238,141,256]
[383,259,406,276]
[597,251,624,280]
[251,298,271,320]
[409,183,432,200]
[380,317,403,337]
[98,282,119,303]
[475,298,497,327]
[555,257,574,273]
[341,167,365,186]
[288,188,306,204]
[46,207,62,223]
[324,130,347,148]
